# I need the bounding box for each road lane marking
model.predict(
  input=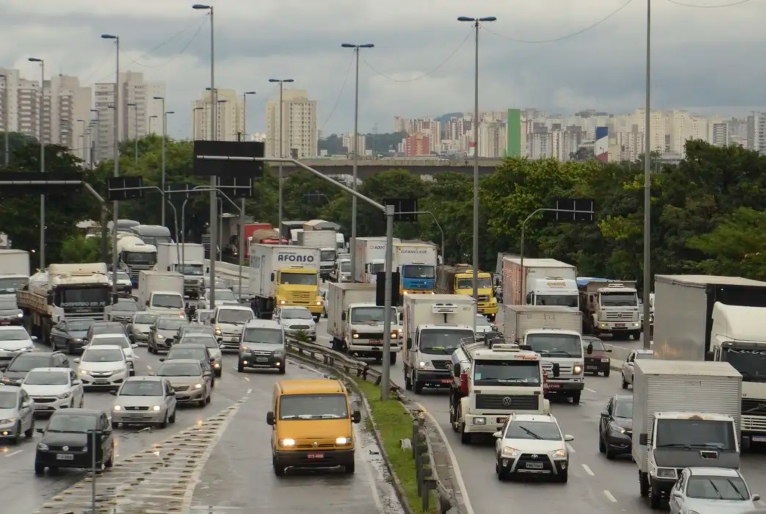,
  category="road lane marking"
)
[581,464,594,476]
[585,387,596,393]
[243,376,250,382]
[146,365,152,371]
[5,450,22,458]
[566,443,575,453]
[246,388,252,395]
[355,422,385,513]
[604,490,617,502]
